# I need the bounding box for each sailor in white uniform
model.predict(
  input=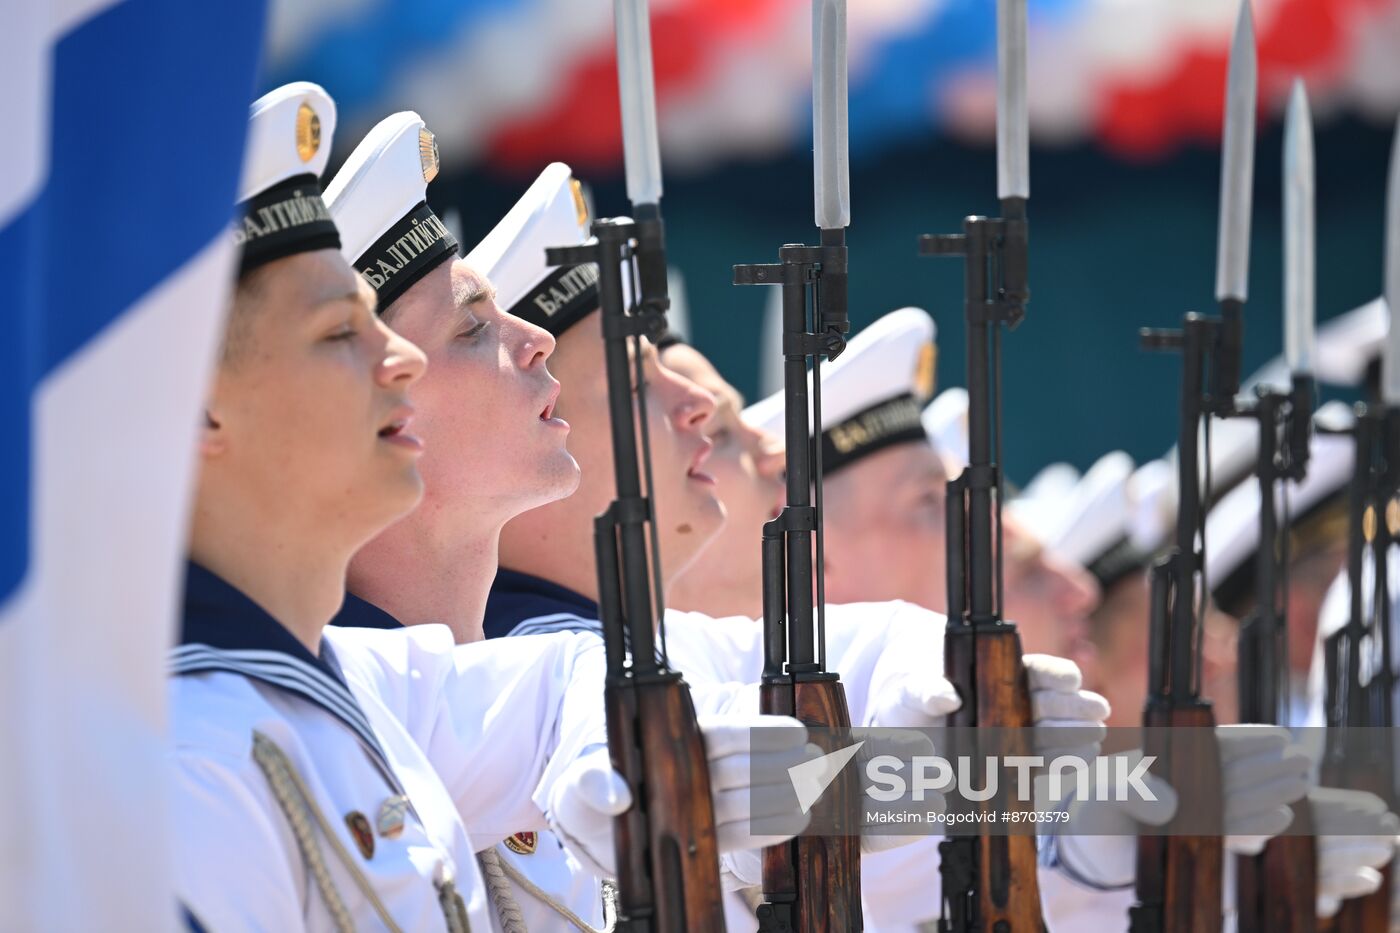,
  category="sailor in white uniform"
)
[320,134,818,929]
[660,310,1338,930]
[465,165,1119,931]
[172,84,632,932]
